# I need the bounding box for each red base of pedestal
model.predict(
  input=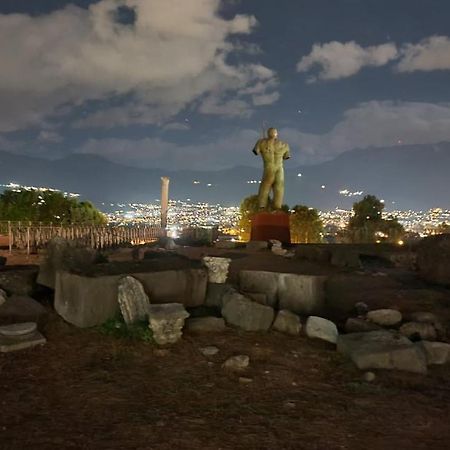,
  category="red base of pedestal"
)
[250,211,291,244]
